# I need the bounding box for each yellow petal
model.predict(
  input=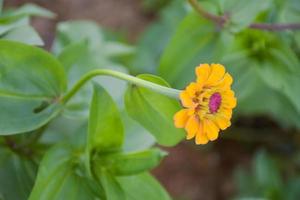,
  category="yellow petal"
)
[186,82,202,97]
[196,64,211,84]
[222,96,237,109]
[218,73,233,89]
[174,109,189,128]
[179,91,194,108]
[195,121,208,144]
[213,116,231,130]
[205,120,219,141]
[223,90,235,98]
[205,64,225,86]
[218,108,232,119]
[185,115,199,140]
